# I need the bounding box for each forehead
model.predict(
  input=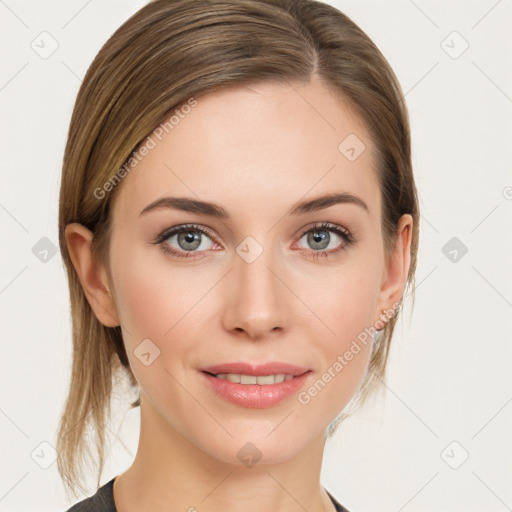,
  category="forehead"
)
[112,77,380,223]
